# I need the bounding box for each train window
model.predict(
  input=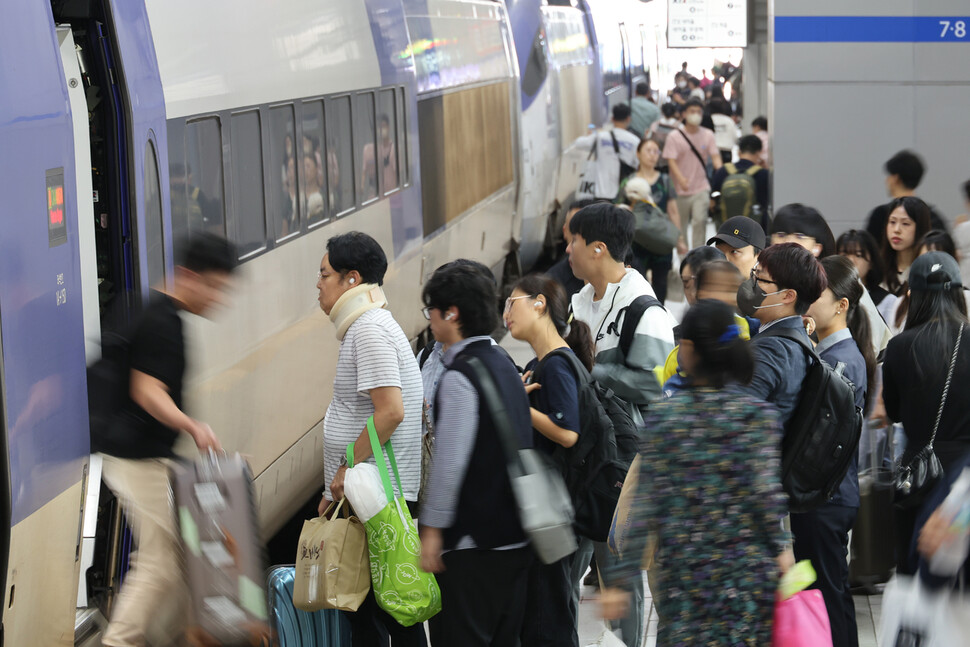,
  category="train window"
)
[301,100,327,228]
[328,95,355,215]
[144,140,165,288]
[229,110,267,257]
[522,28,549,98]
[379,89,399,194]
[269,105,299,241]
[179,117,226,239]
[397,87,409,186]
[356,91,378,203]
